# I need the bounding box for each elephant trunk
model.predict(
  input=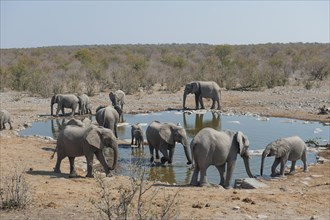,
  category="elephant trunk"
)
[260,151,267,176]
[182,138,192,165]
[109,144,118,170]
[243,156,254,178]
[183,90,188,109]
[51,97,55,116]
